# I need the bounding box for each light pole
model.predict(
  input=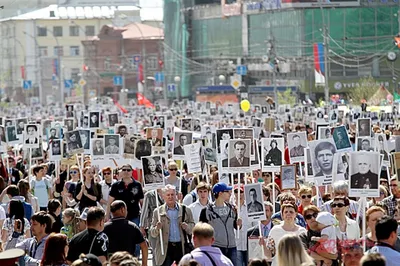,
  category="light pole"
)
[46,27,63,106]
[22,31,42,104]
[174,76,181,101]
